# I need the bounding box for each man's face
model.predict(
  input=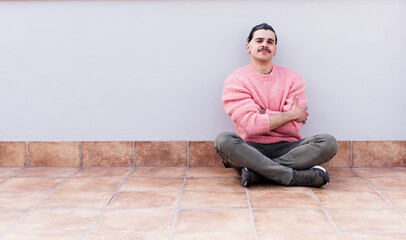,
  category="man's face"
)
[246,29,277,62]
